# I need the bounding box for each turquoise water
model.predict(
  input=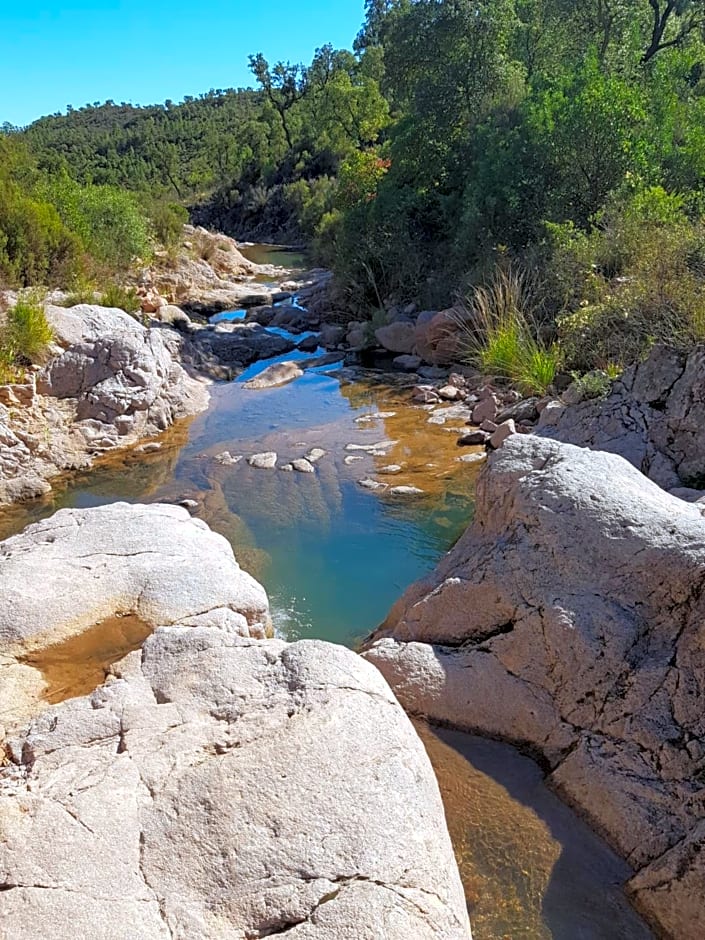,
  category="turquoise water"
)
[0,368,474,646]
